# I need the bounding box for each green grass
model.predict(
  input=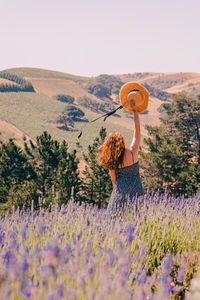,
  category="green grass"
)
[0,67,164,153]
[0,92,137,152]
